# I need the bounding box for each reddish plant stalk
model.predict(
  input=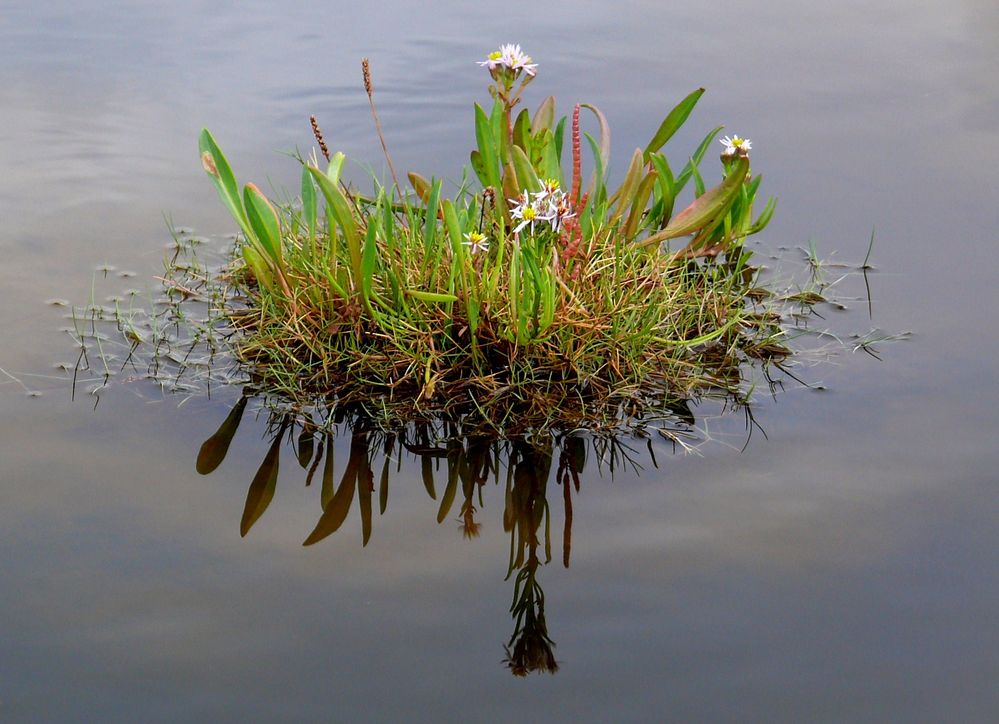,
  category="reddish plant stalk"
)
[570,104,582,206]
